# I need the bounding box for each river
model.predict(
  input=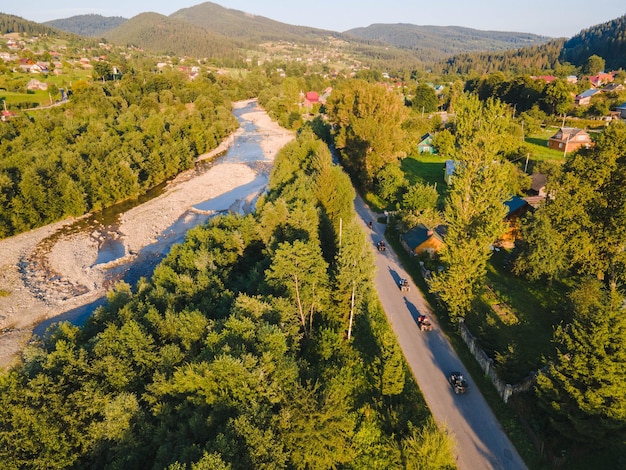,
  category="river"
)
[32,100,287,336]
